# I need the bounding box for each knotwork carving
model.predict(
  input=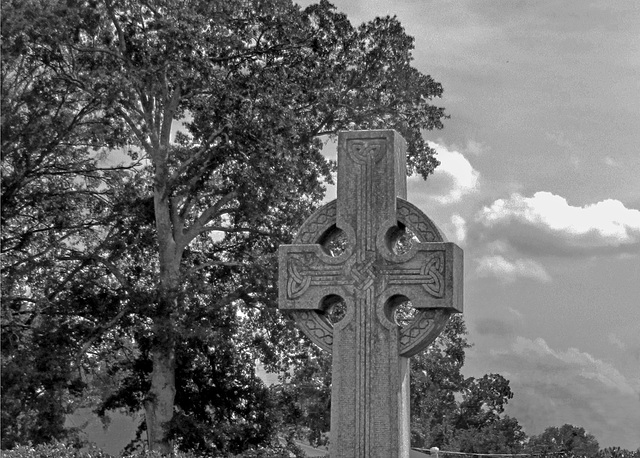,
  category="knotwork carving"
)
[396,199,441,242]
[346,255,377,291]
[295,201,337,245]
[347,139,386,165]
[287,198,452,354]
[422,252,445,297]
[287,258,311,299]
[399,309,449,357]
[289,310,334,353]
